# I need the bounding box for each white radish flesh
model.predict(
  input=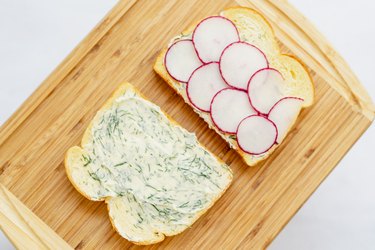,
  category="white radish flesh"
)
[220,42,268,90]
[187,62,228,112]
[192,16,239,63]
[248,68,285,114]
[165,40,203,83]
[268,97,304,143]
[210,88,257,134]
[236,115,277,155]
